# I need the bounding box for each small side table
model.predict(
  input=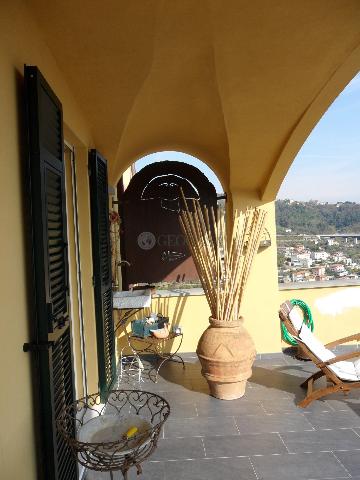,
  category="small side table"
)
[129,332,185,382]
